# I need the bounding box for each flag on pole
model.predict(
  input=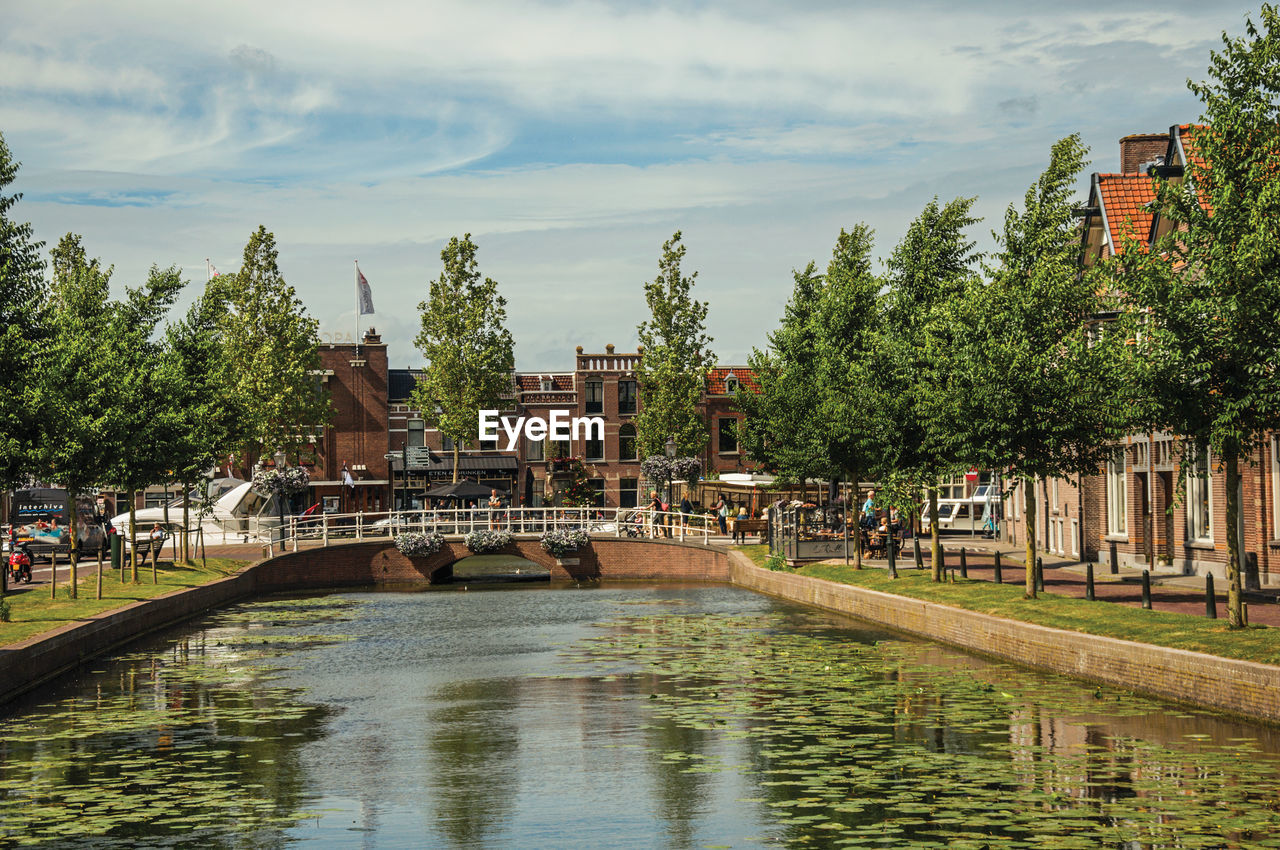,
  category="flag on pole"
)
[356,264,375,315]
[206,259,221,281]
